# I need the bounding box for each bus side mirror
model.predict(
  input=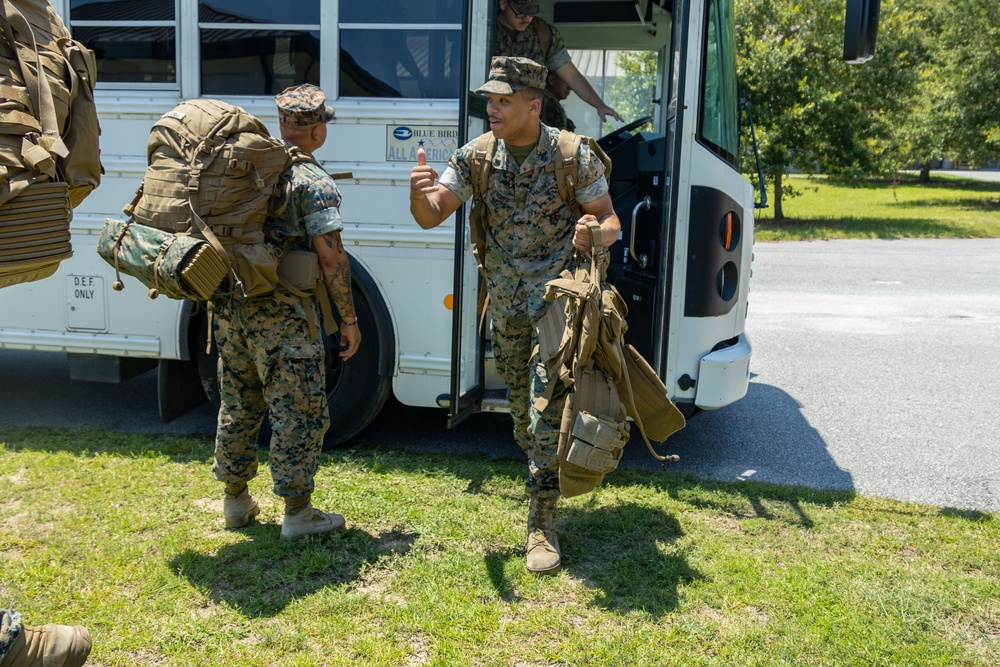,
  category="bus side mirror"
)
[843,0,880,64]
